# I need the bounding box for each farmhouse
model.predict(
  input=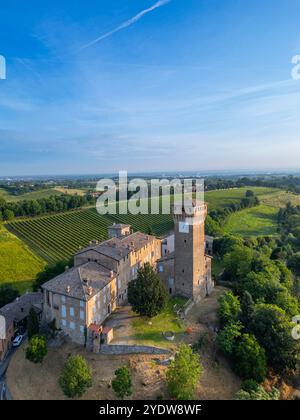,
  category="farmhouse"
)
[42,201,213,345]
